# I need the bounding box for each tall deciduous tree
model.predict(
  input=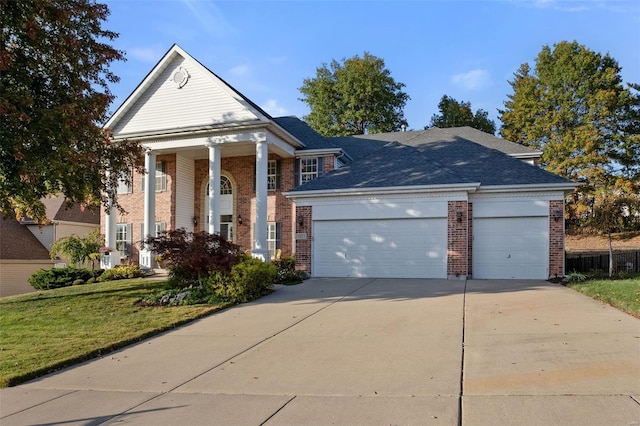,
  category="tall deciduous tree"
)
[499,41,639,229]
[428,95,496,134]
[299,52,409,136]
[0,0,143,223]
